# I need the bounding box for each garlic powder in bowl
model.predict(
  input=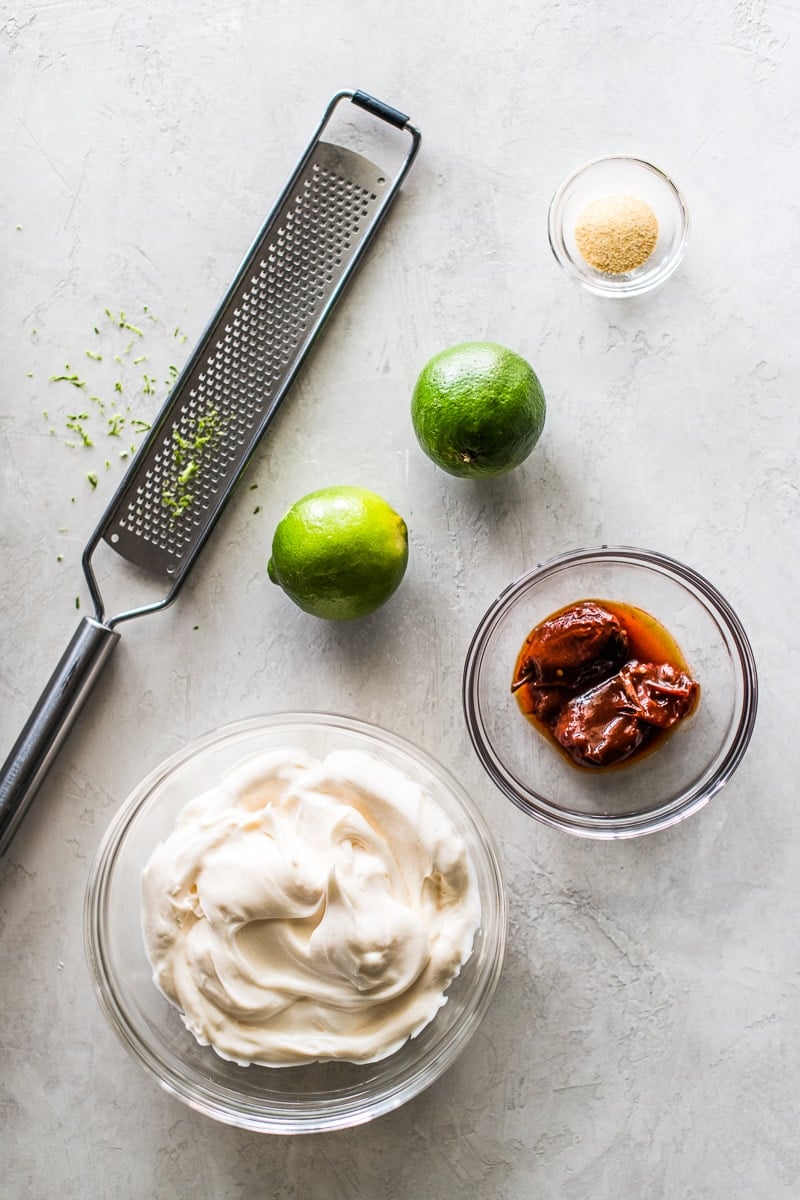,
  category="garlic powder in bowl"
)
[548,155,689,297]
[574,194,658,274]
